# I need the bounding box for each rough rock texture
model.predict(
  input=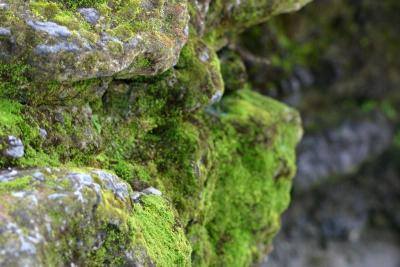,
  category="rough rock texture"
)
[0,135,25,159]
[0,168,191,266]
[0,0,311,266]
[0,0,189,81]
[190,0,312,46]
